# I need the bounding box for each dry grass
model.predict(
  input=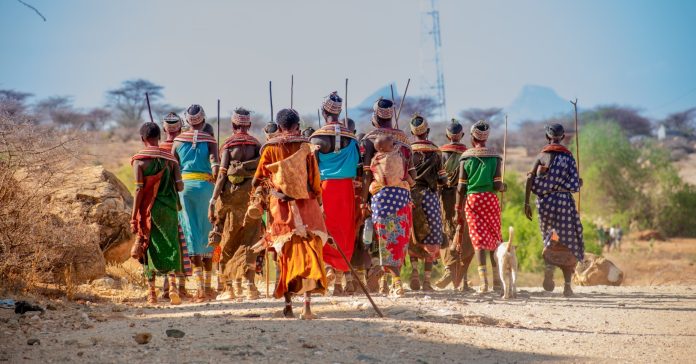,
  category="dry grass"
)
[105,259,146,289]
[0,113,97,292]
